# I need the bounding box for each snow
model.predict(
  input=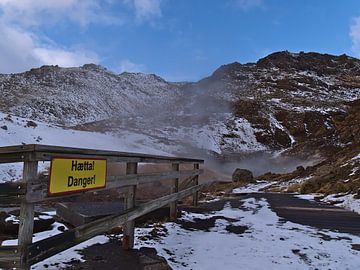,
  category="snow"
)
[135,197,360,270]
[268,114,295,146]
[2,221,65,246]
[294,194,317,201]
[222,117,267,153]
[232,181,273,193]
[0,112,170,182]
[4,215,19,224]
[1,211,110,270]
[322,194,360,215]
[31,235,109,270]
